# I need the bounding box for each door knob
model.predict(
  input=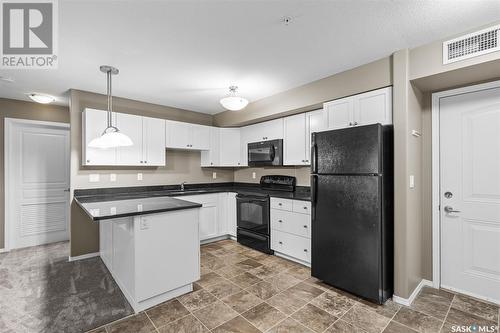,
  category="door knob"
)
[444,206,461,214]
